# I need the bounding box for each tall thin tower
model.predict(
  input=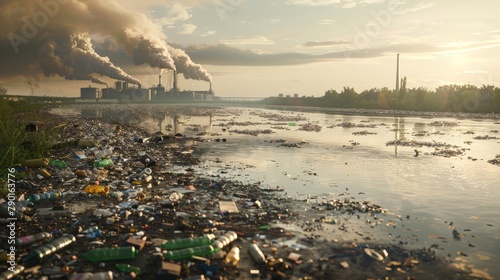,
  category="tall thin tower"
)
[396,54,400,91]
